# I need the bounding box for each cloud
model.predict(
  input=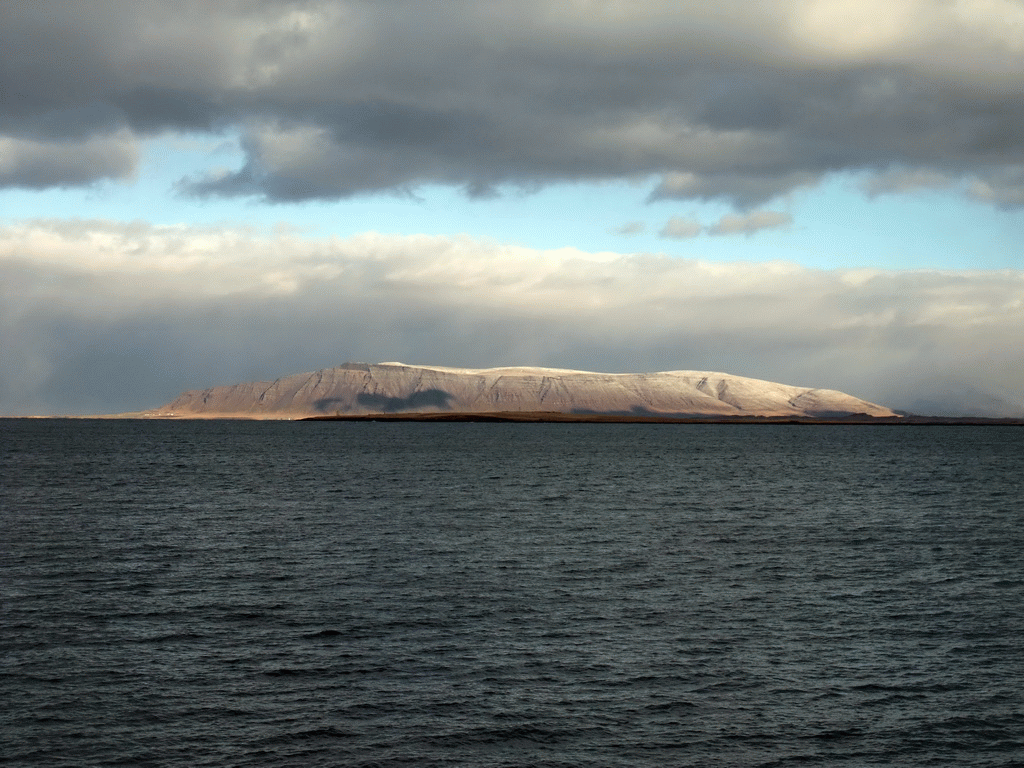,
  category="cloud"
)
[707,210,793,236]
[658,210,794,239]
[860,167,957,197]
[0,132,138,188]
[968,166,1024,208]
[659,217,702,239]
[2,1,1024,206]
[613,221,646,236]
[649,171,822,209]
[2,220,1022,417]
